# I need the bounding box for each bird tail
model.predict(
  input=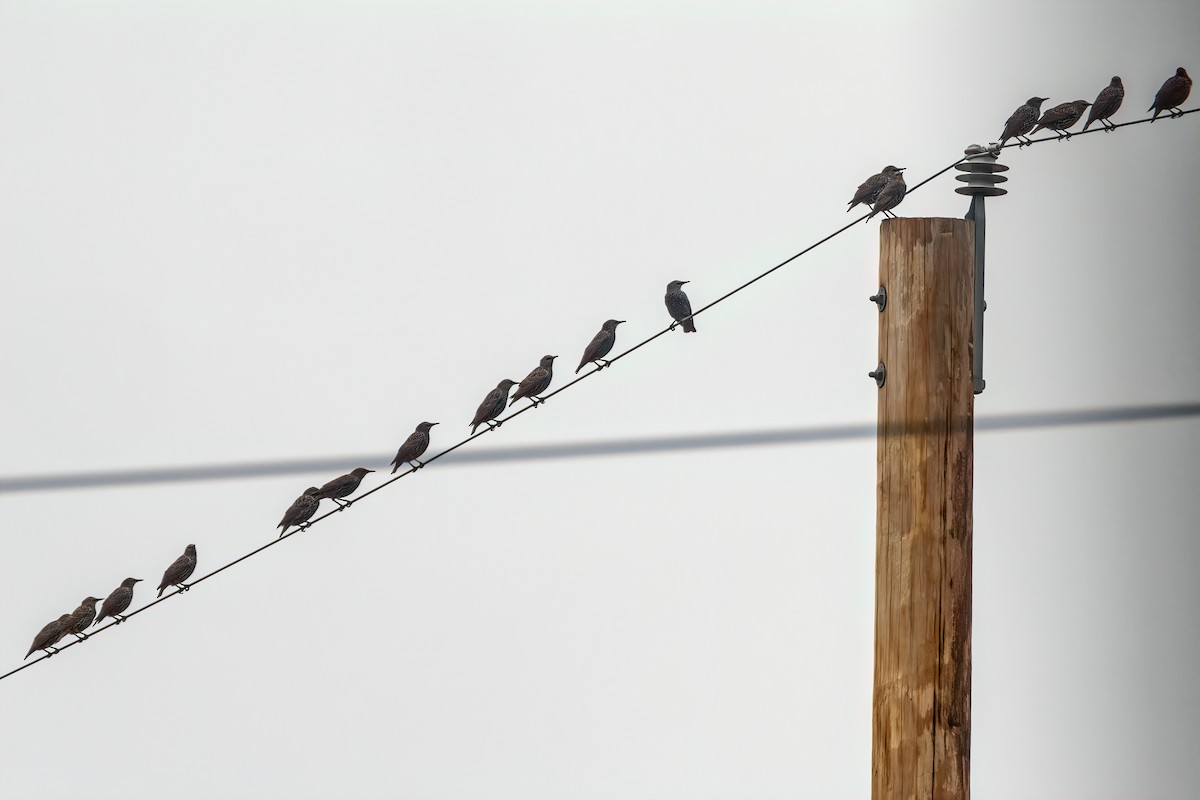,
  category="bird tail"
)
[683,318,696,333]
[157,586,165,598]
[24,648,36,660]
[92,616,104,627]
[390,462,400,475]
[1081,119,1092,131]
[508,395,518,407]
